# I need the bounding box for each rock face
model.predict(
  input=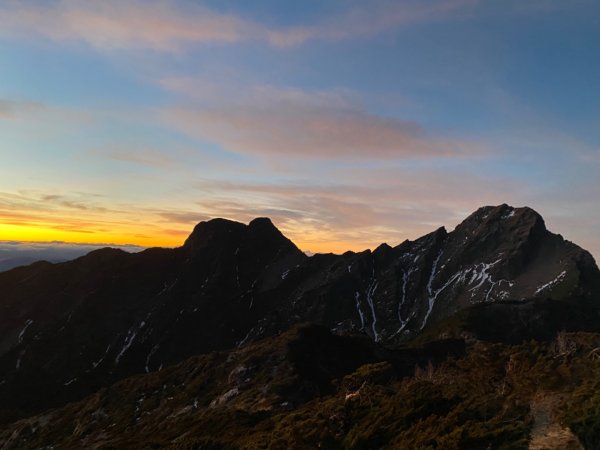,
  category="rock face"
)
[0,204,598,422]
[263,204,599,343]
